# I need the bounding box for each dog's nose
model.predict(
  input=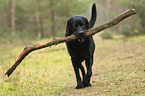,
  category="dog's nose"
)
[79,31,84,35]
